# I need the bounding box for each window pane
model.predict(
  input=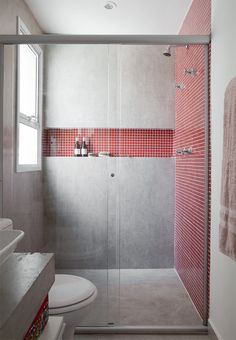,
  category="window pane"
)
[19,123,38,165]
[19,44,38,118]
